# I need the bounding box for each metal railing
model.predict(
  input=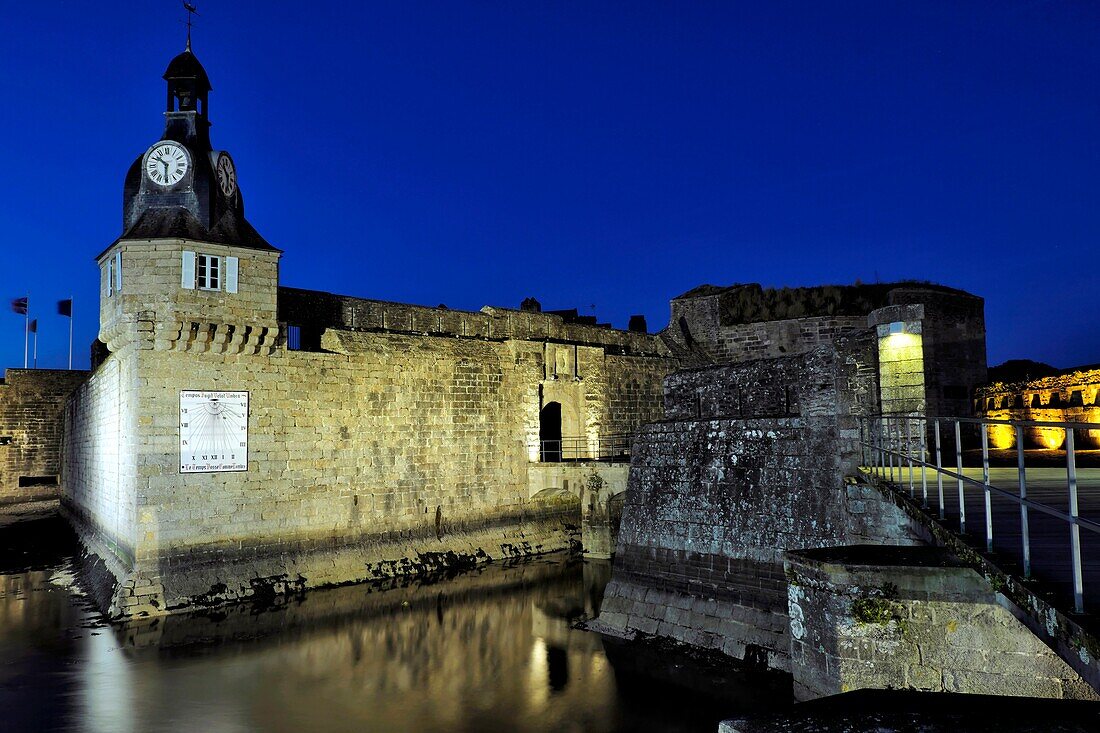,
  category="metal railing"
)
[531,435,632,463]
[859,413,1100,613]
